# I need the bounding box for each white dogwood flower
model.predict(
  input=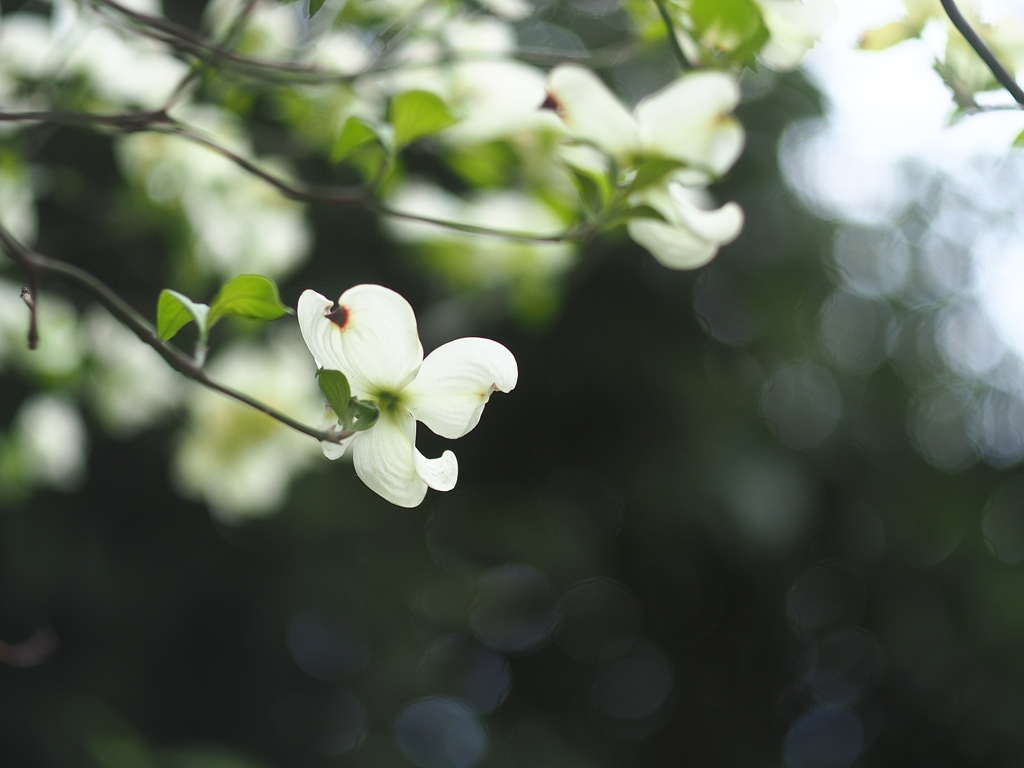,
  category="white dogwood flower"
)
[298,284,518,508]
[628,183,744,270]
[544,65,744,178]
